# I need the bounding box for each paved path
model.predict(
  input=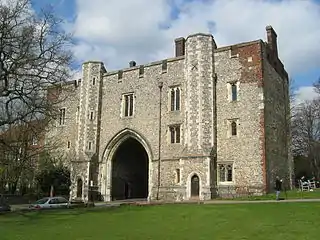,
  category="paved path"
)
[9,198,320,212]
[204,198,320,204]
